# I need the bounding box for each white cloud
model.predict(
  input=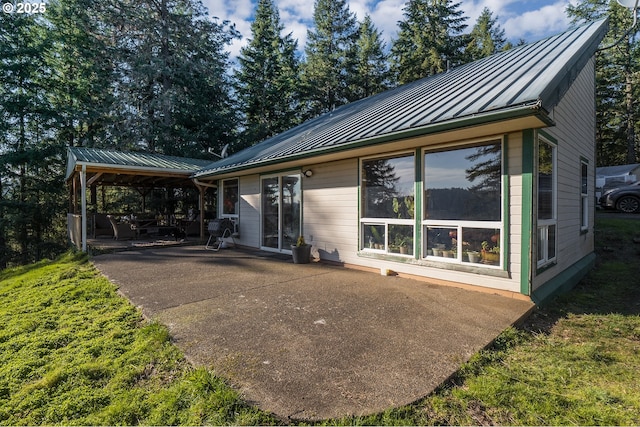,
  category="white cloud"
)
[203,0,579,60]
[461,0,575,42]
[502,2,573,41]
[206,0,253,21]
[277,0,314,21]
[368,0,406,42]
[205,0,254,58]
